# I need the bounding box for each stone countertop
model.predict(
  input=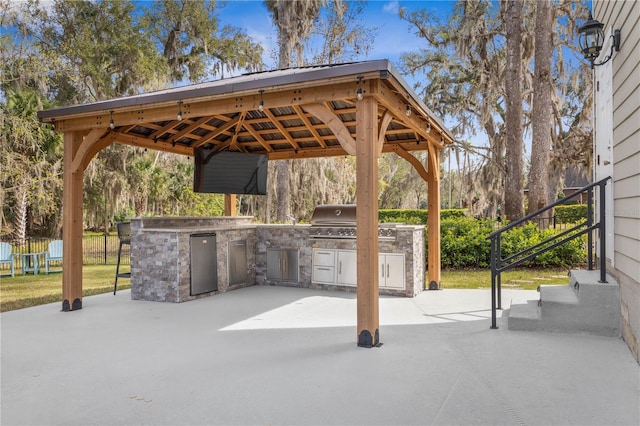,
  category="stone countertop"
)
[255,224,311,228]
[139,225,258,233]
[131,216,255,221]
[255,224,424,229]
